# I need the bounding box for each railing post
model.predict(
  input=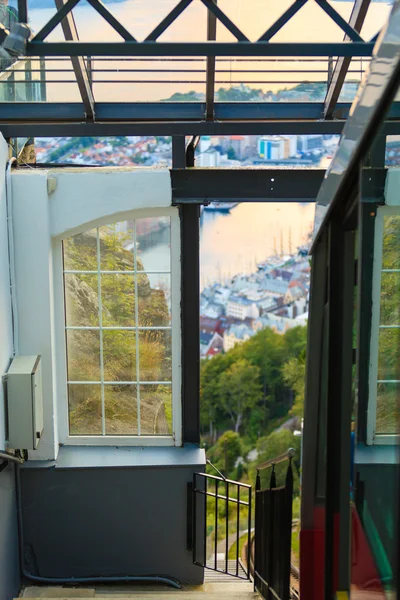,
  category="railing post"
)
[267,465,276,600]
[283,458,294,600]
[254,470,261,592]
